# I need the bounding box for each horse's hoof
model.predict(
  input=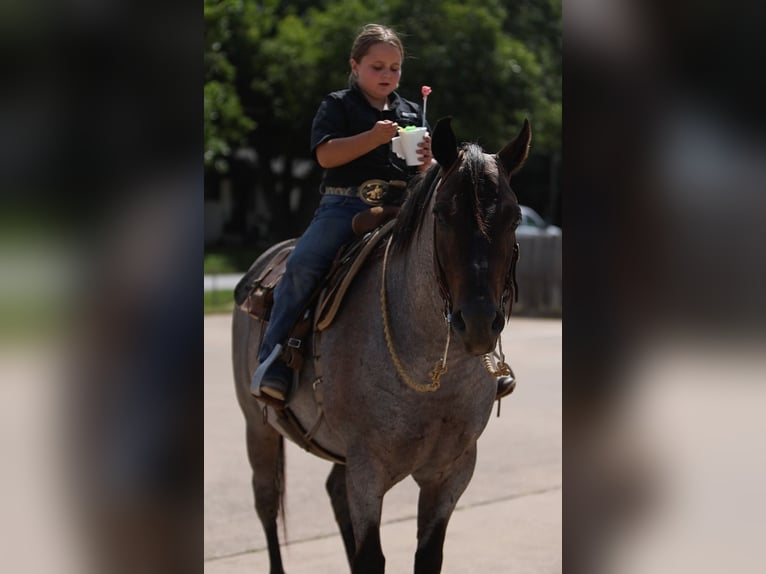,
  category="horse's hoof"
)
[495,374,516,399]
